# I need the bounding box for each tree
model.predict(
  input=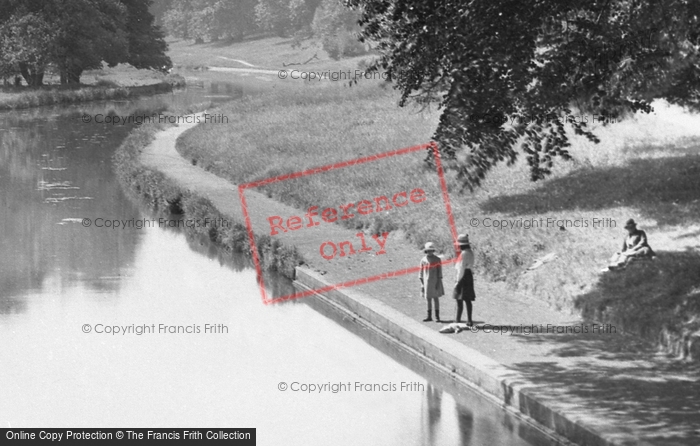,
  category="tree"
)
[162,0,193,39]
[122,0,172,71]
[255,0,292,36]
[0,0,171,85]
[0,10,58,86]
[216,0,259,41]
[312,0,366,60]
[149,0,176,26]
[162,0,259,42]
[347,0,700,188]
[50,0,130,84]
[255,0,319,37]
